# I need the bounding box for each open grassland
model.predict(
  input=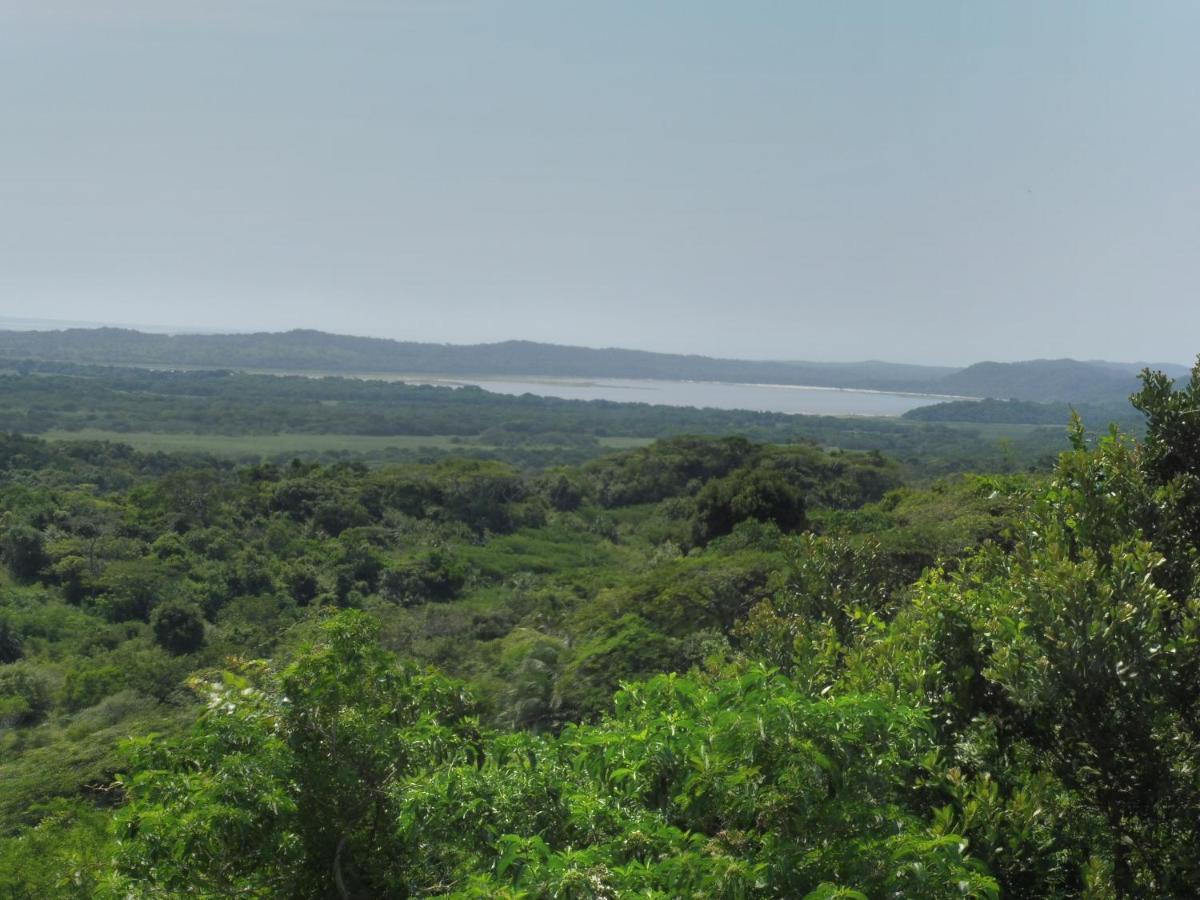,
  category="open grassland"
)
[38,429,651,458]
